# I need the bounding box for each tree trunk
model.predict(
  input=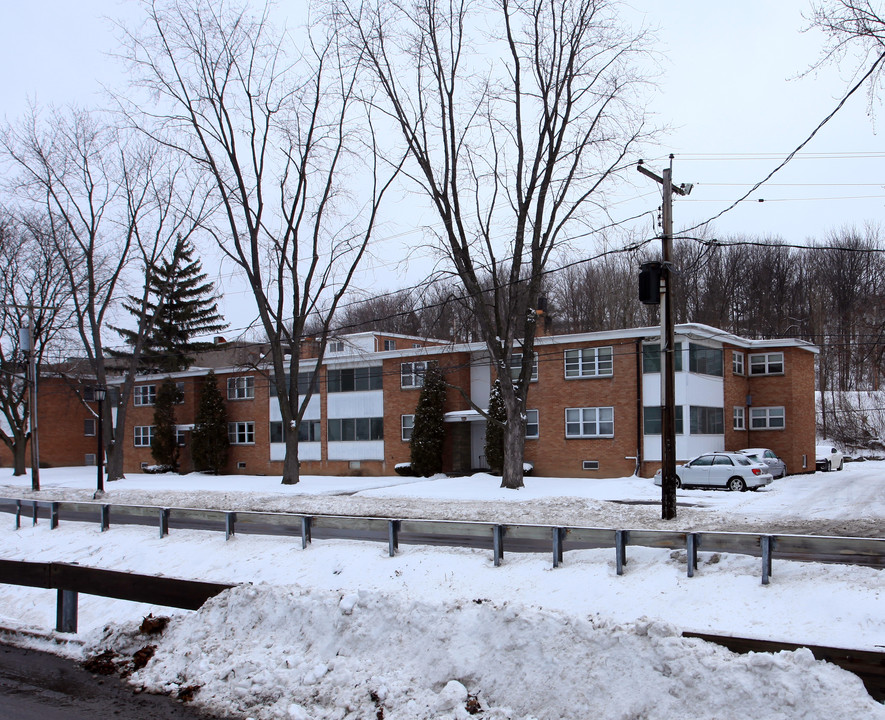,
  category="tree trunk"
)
[106,440,124,482]
[12,440,27,476]
[281,432,301,485]
[500,395,526,490]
